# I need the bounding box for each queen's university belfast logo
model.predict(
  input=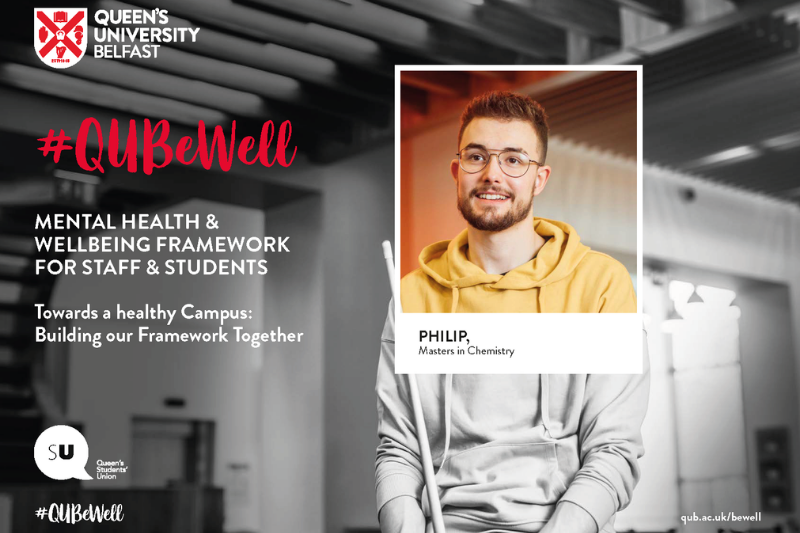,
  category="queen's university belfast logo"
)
[34,8,88,69]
